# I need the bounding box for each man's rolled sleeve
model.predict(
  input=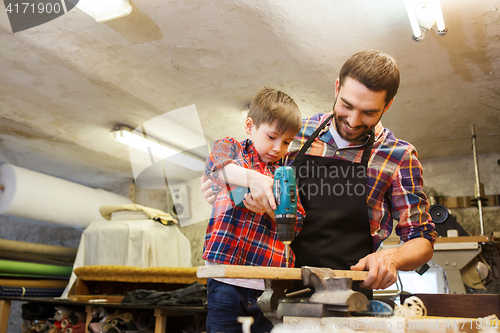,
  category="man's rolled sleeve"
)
[391,148,437,246]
